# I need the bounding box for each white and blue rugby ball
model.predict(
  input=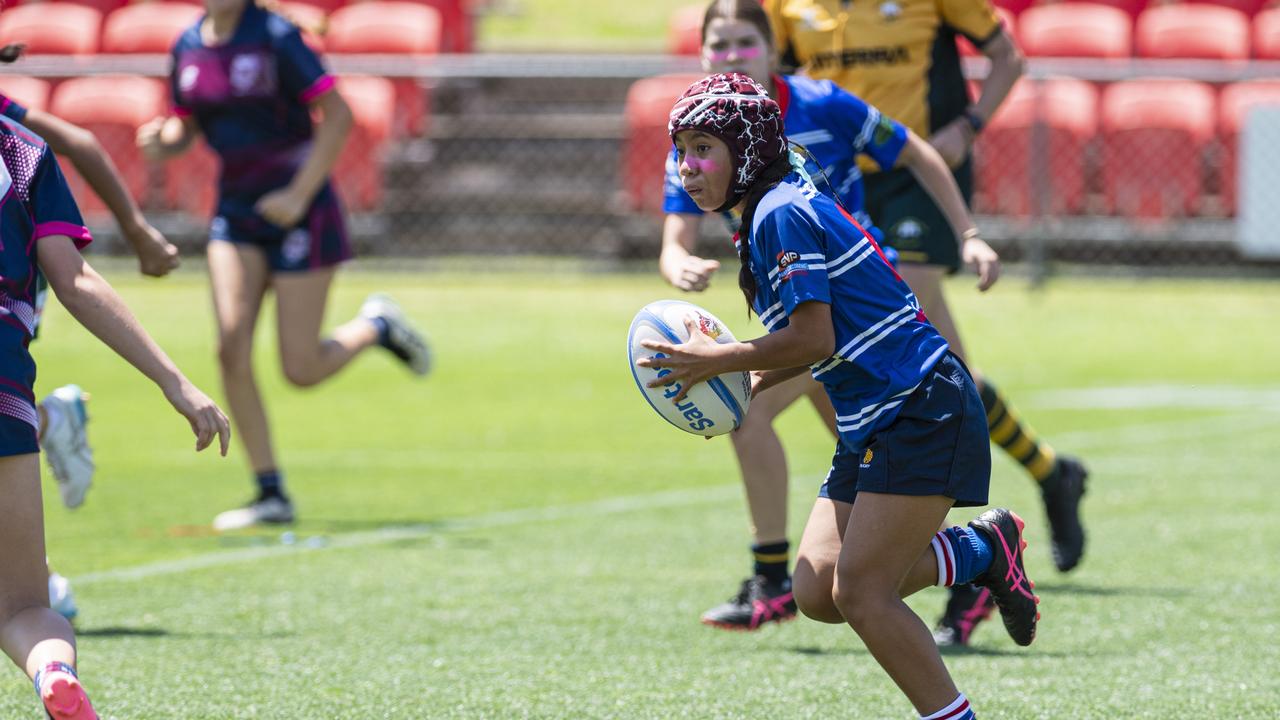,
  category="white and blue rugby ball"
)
[628,300,751,437]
